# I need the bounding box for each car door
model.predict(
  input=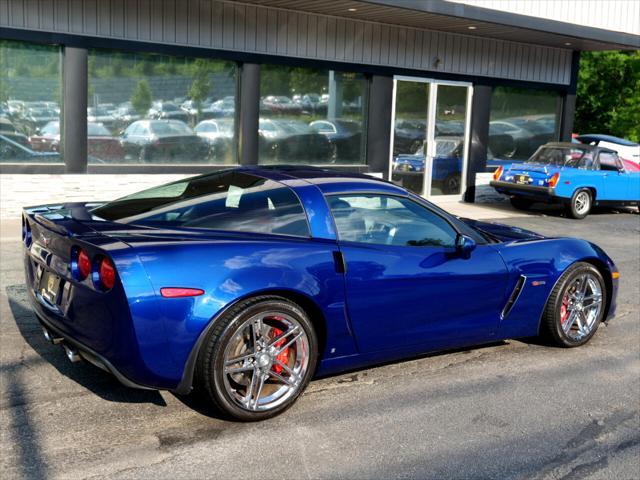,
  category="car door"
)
[598,152,632,201]
[327,193,509,354]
